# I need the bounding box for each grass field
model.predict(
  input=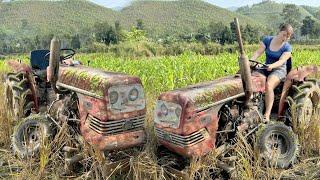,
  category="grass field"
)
[1,50,320,179]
